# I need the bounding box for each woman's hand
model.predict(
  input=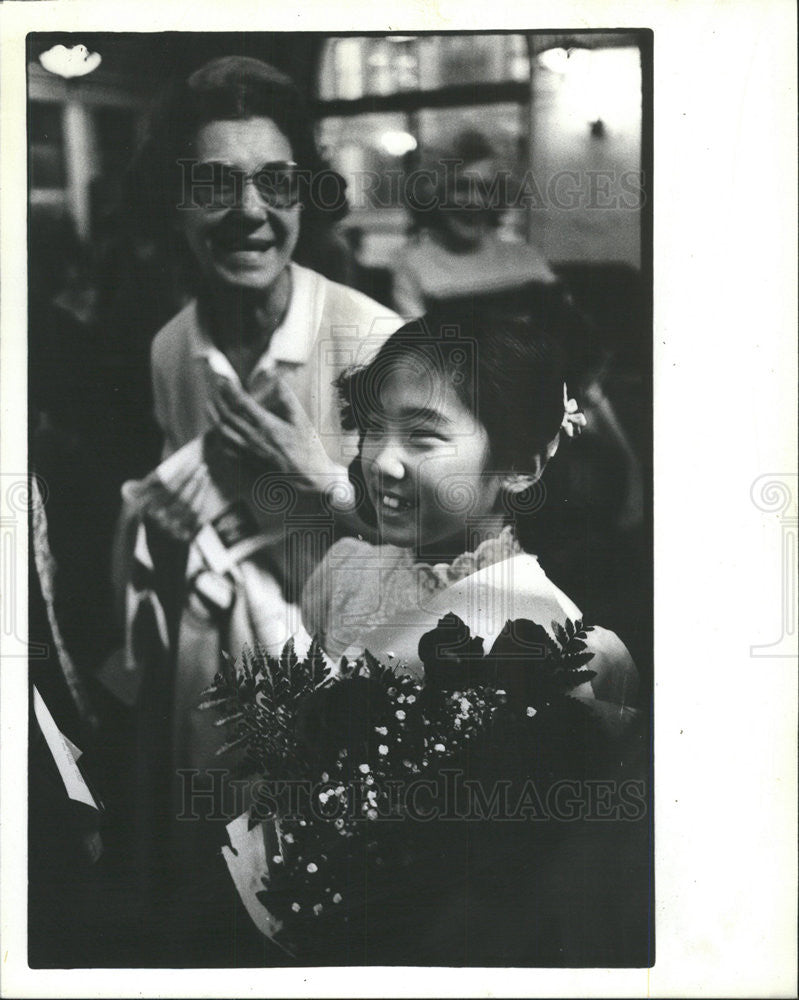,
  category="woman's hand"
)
[208,374,354,507]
